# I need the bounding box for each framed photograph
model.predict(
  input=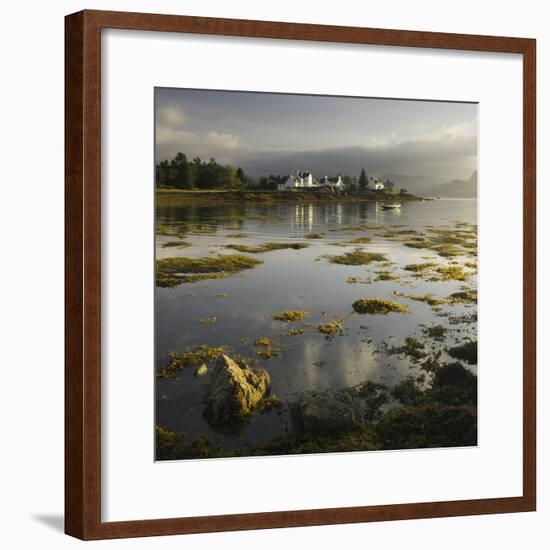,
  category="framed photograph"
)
[65,10,536,539]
